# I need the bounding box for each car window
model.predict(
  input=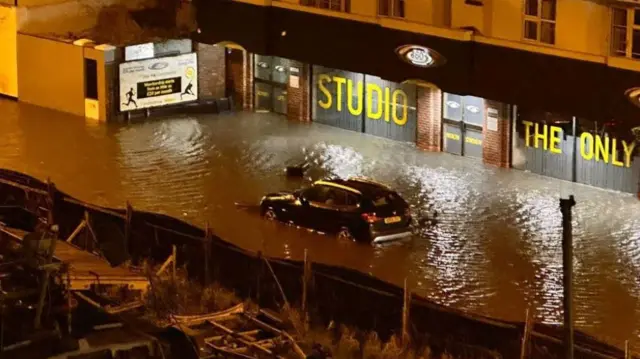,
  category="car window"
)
[324,188,347,206]
[302,186,330,203]
[324,188,360,208]
[371,191,403,207]
[346,193,359,206]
